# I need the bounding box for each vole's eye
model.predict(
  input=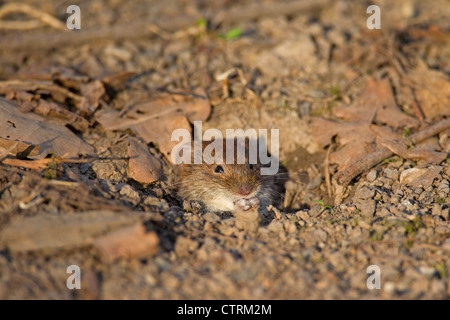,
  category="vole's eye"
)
[214,165,224,174]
